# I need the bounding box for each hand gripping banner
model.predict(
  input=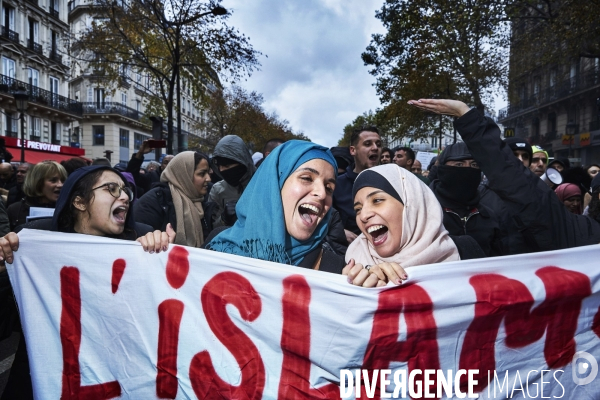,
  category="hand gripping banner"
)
[6,229,600,399]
